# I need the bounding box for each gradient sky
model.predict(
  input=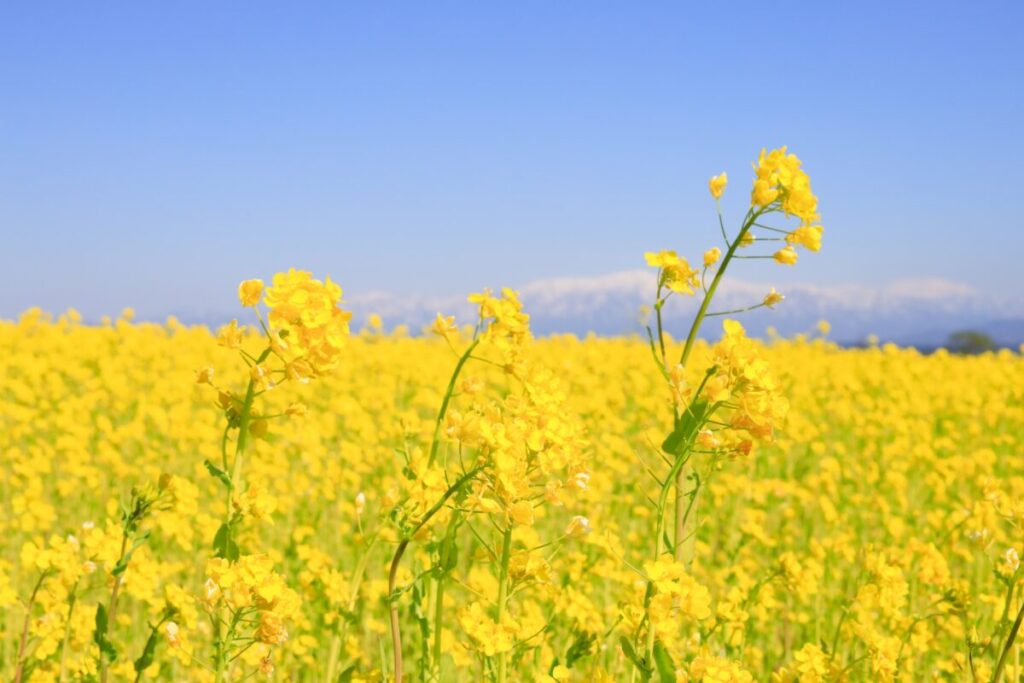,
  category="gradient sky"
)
[2,1,1022,320]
